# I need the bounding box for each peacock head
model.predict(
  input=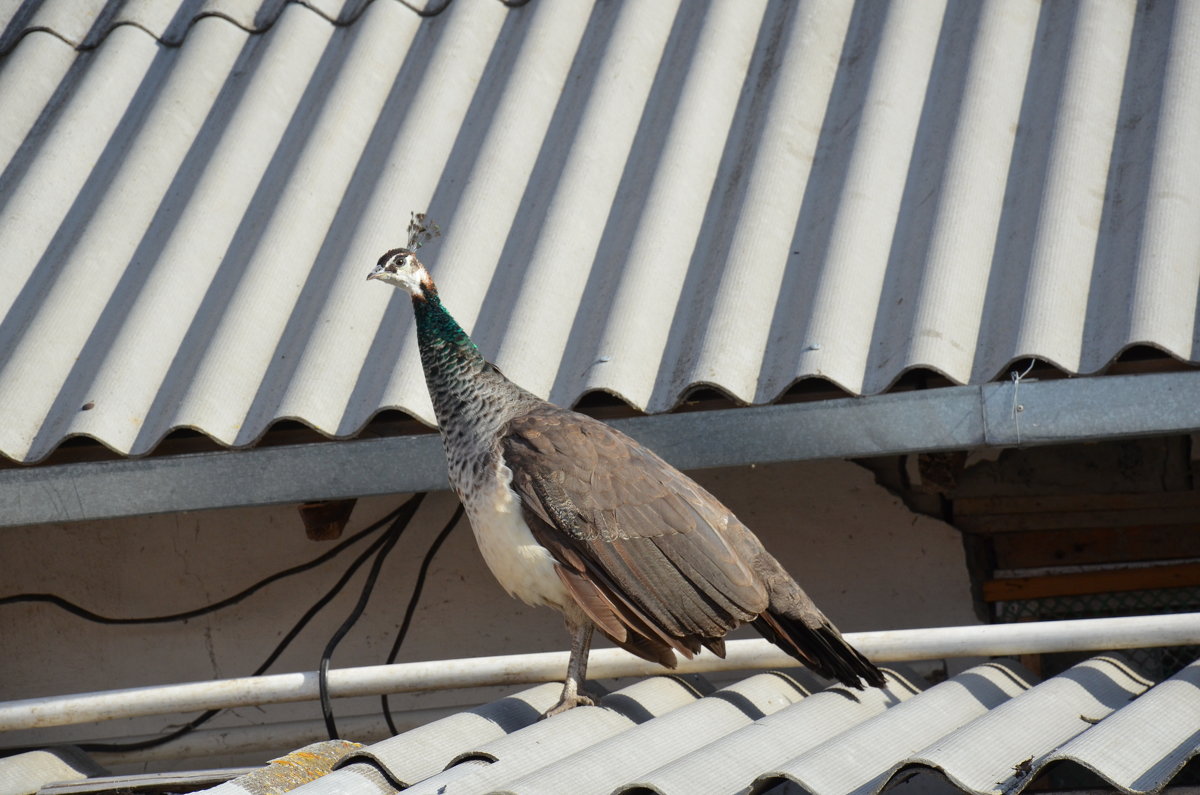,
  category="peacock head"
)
[367,212,442,296]
[367,247,431,296]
